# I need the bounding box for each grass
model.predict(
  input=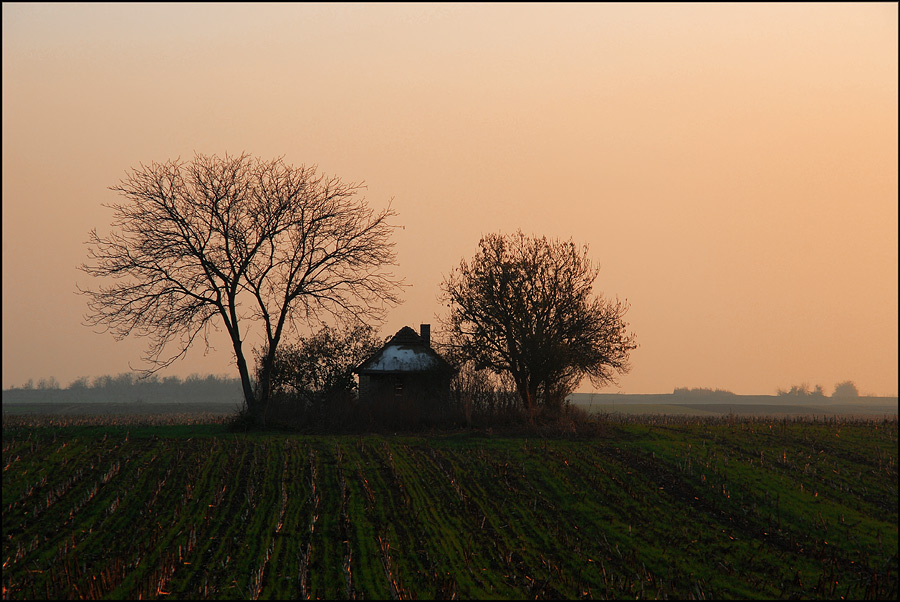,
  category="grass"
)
[2,415,897,599]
